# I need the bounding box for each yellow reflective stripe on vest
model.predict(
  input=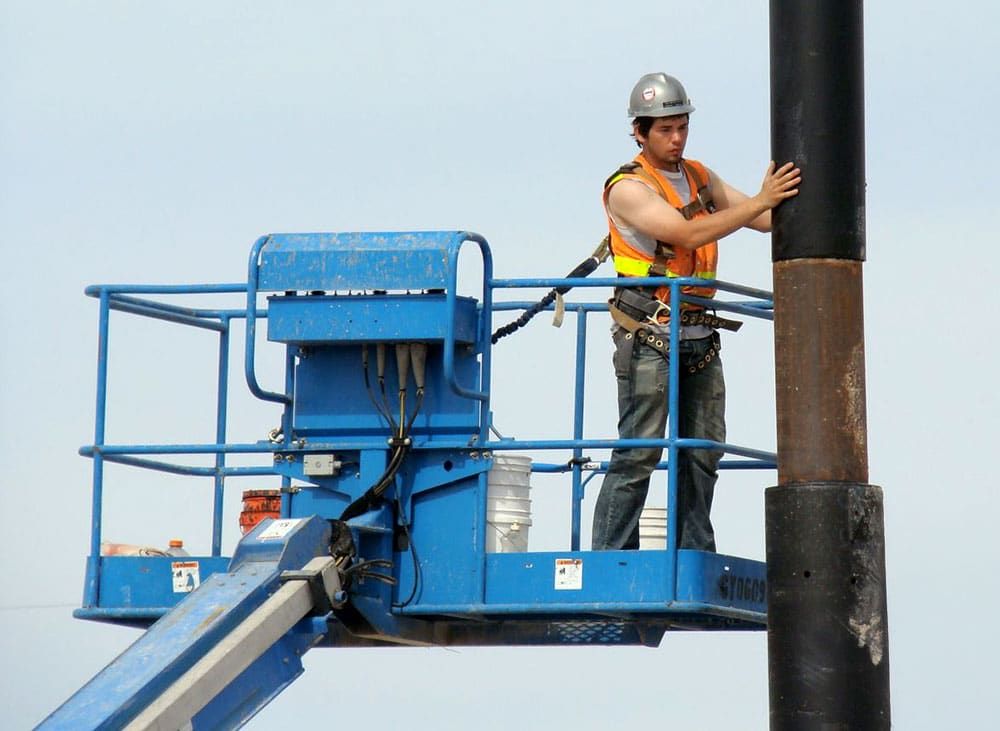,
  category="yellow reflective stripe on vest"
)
[615,256,717,281]
[669,271,714,279]
[613,255,651,276]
